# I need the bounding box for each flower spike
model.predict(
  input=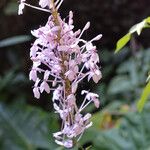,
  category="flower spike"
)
[18,0,102,148]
